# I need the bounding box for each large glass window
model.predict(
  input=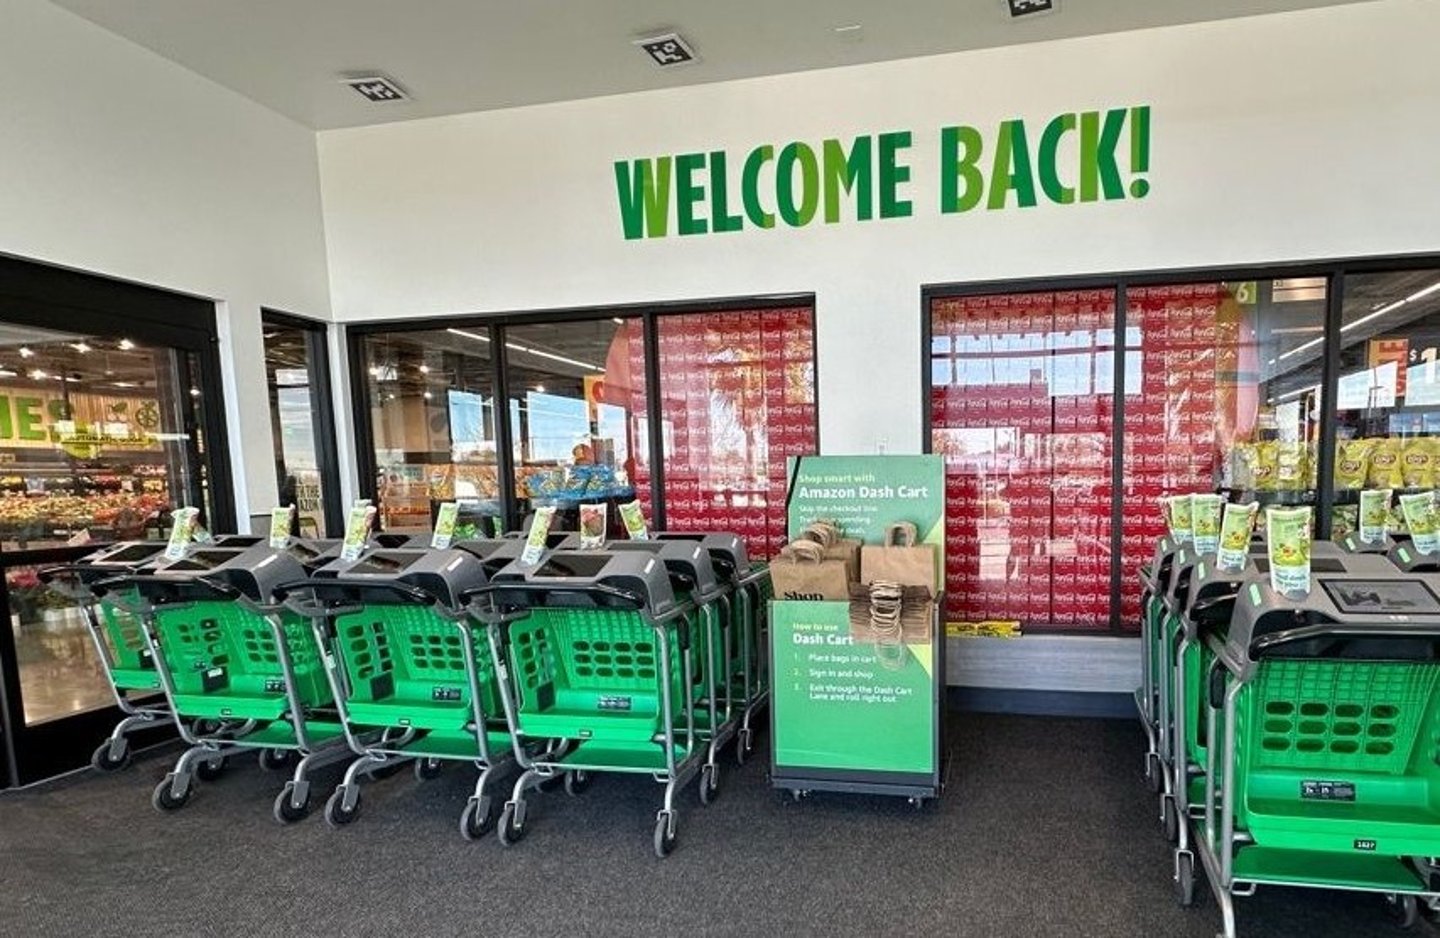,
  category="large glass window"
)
[656,307,816,561]
[504,319,647,533]
[1331,269,1440,537]
[1118,279,1327,624]
[359,327,500,533]
[931,290,1116,630]
[264,316,340,537]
